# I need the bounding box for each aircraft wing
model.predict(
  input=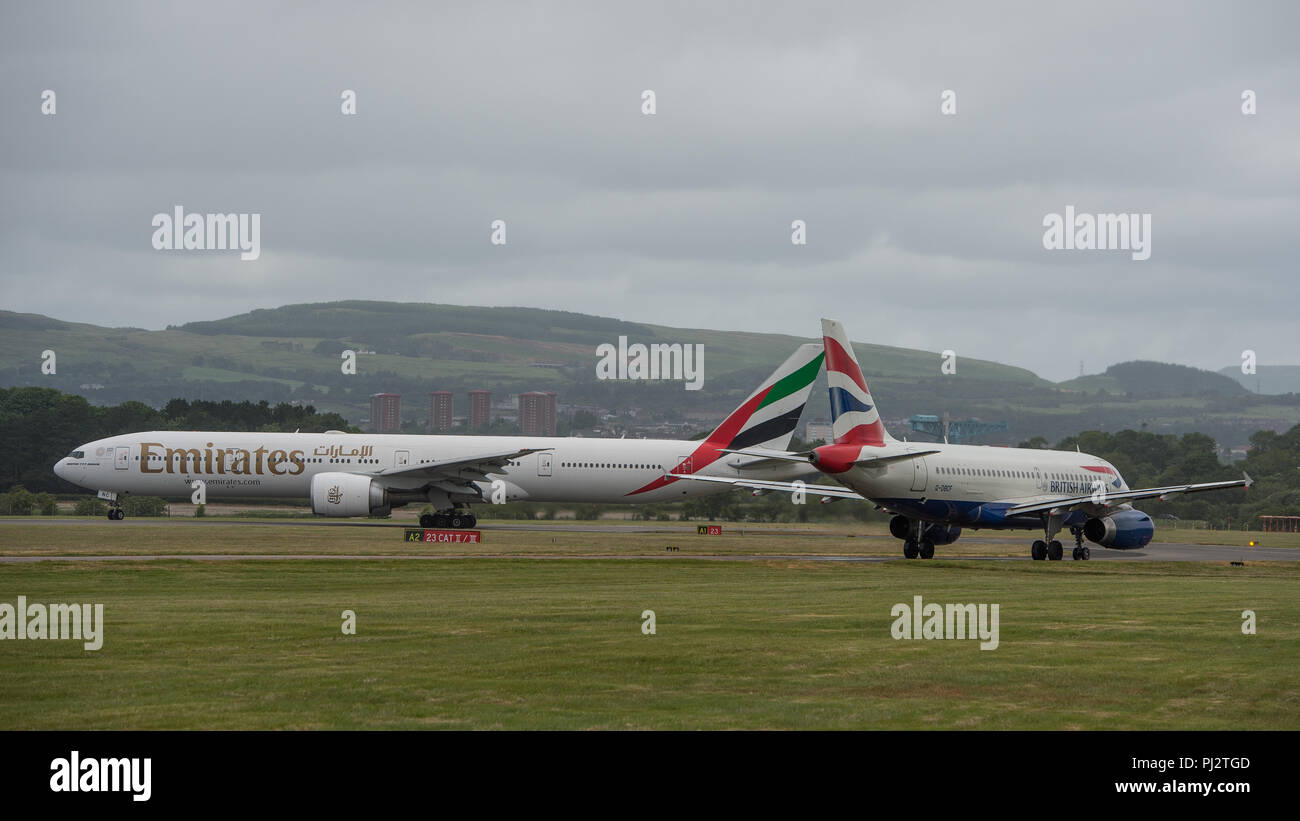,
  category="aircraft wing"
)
[376,447,552,483]
[664,472,865,499]
[1003,472,1252,517]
